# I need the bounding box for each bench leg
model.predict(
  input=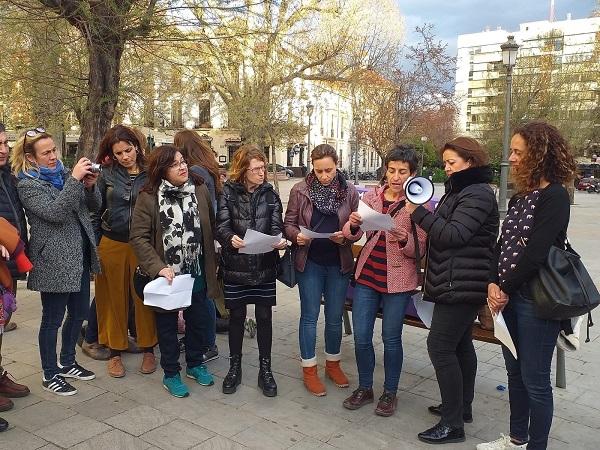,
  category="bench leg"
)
[555,347,566,389]
[343,310,352,335]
